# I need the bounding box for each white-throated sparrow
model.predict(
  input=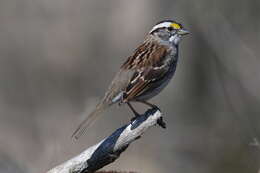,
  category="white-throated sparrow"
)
[72,20,189,139]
